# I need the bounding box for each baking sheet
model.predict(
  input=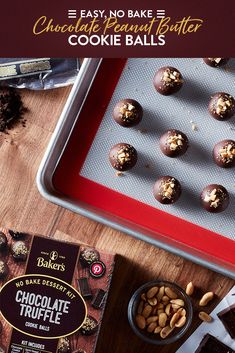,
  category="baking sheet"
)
[176,285,235,352]
[80,58,235,240]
